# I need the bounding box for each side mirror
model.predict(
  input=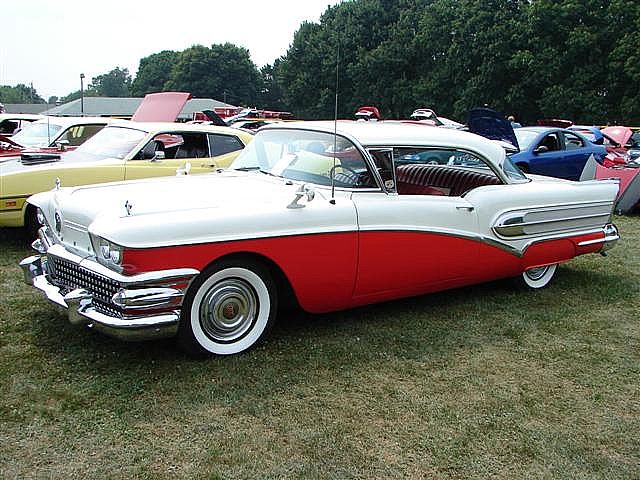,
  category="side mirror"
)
[55,139,70,151]
[141,140,164,160]
[533,145,549,154]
